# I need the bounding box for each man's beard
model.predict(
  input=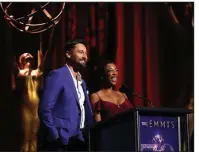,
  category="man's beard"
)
[70,58,87,70]
[79,60,87,68]
[77,61,87,69]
